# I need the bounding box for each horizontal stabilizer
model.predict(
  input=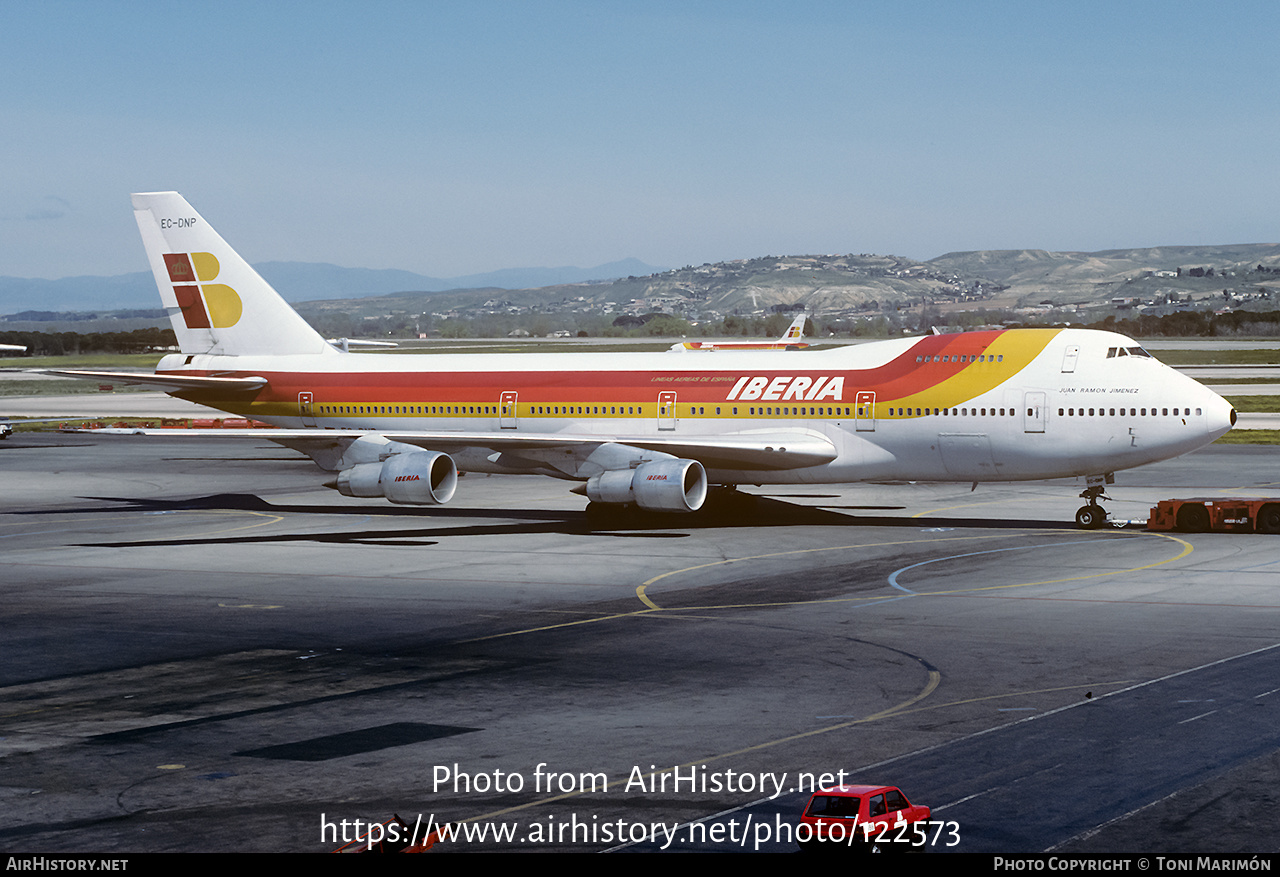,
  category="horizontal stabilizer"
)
[41,369,267,392]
